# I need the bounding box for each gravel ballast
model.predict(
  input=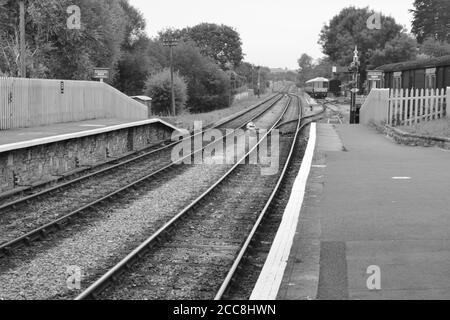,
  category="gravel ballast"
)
[0,98,289,300]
